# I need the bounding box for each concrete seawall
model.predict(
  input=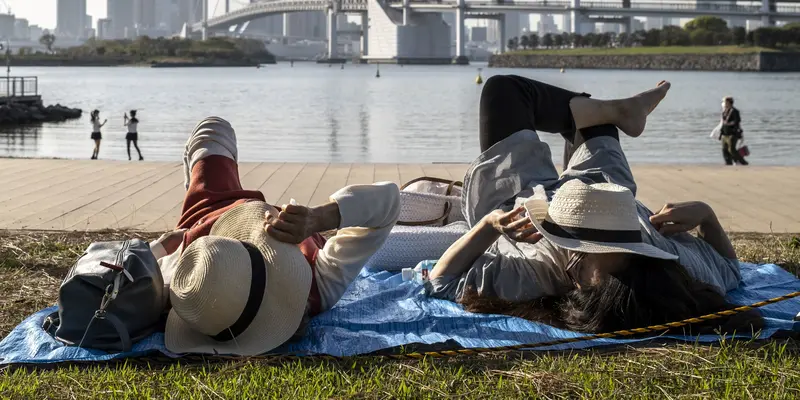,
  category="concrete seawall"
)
[489,52,800,72]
